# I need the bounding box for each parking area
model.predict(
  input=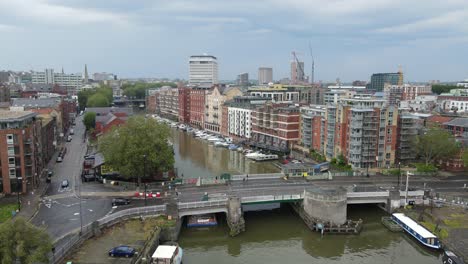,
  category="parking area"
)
[66,219,160,264]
